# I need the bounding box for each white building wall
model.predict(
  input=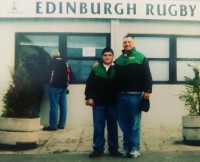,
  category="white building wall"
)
[39,84,188,127]
[0,18,197,127]
[60,84,188,127]
[0,22,16,113]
